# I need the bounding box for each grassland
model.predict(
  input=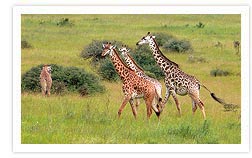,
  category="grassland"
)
[21,14,241,144]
